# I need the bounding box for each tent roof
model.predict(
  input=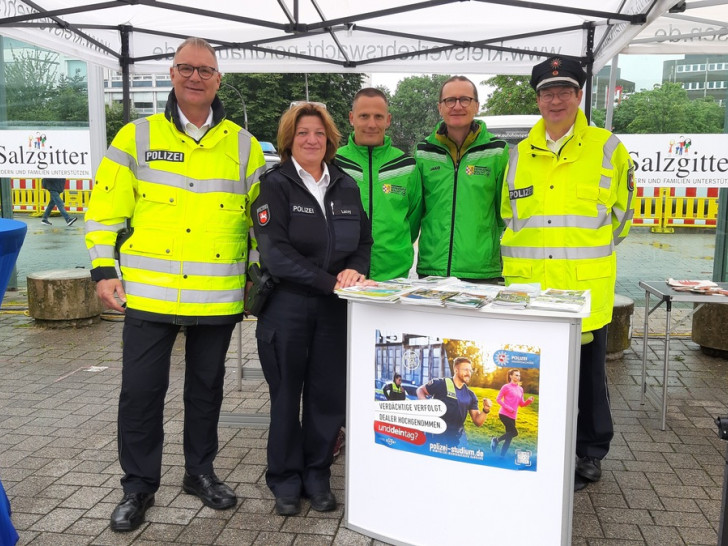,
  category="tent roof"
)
[0,0,675,75]
[622,0,728,56]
